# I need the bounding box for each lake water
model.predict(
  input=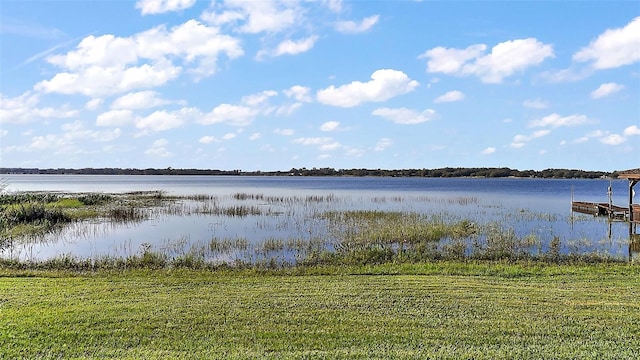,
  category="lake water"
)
[1,175,637,262]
